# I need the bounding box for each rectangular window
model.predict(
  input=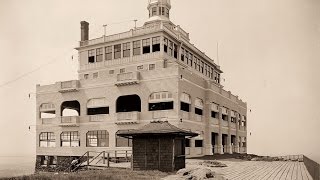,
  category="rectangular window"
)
[149,64,155,70]
[231,117,236,123]
[133,40,141,56]
[87,107,109,115]
[222,114,228,121]
[211,111,218,118]
[120,68,125,74]
[96,48,103,62]
[180,102,190,112]
[164,38,168,53]
[189,53,193,67]
[105,46,112,60]
[149,101,174,111]
[123,42,130,58]
[109,70,114,74]
[185,50,189,64]
[195,108,203,115]
[88,49,95,63]
[114,44,121,59]
[39,132,55,147]
[61,131,80,147]
[116,135,132,147]
[200,61,204,73]
[185,138,190,147]
[86,130,109,147]
[181,48,185,61]
[84,74,89,80]
[152,37,160,52]
[142,39,150,54]
[168,41,173,56]
[137,65,143,70]
[195,140,203,147]
[173,44,178,59]
[152,7,157,16]
[93,72,98,79]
